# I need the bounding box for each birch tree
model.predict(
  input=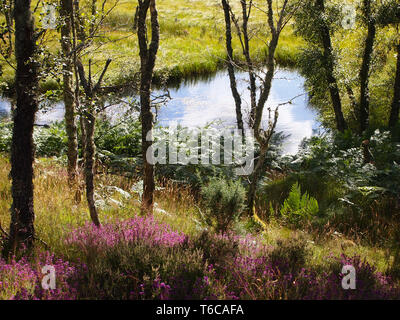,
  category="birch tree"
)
[4,0,38,255]
[221,0,299,214]
[137,0,160,215]
[60,0,79,184]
